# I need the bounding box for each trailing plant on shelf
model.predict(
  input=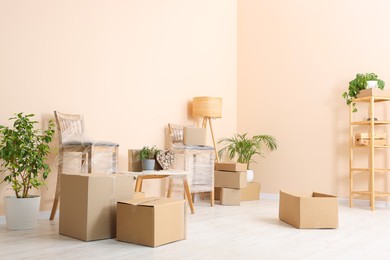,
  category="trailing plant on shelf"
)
[0,113,55,198]
[342,73,385,112]
[217,133,278,170]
